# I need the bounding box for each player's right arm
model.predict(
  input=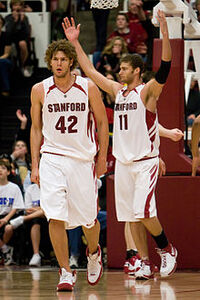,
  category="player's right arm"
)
[62,17,121,99]
[30,82,44,185]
